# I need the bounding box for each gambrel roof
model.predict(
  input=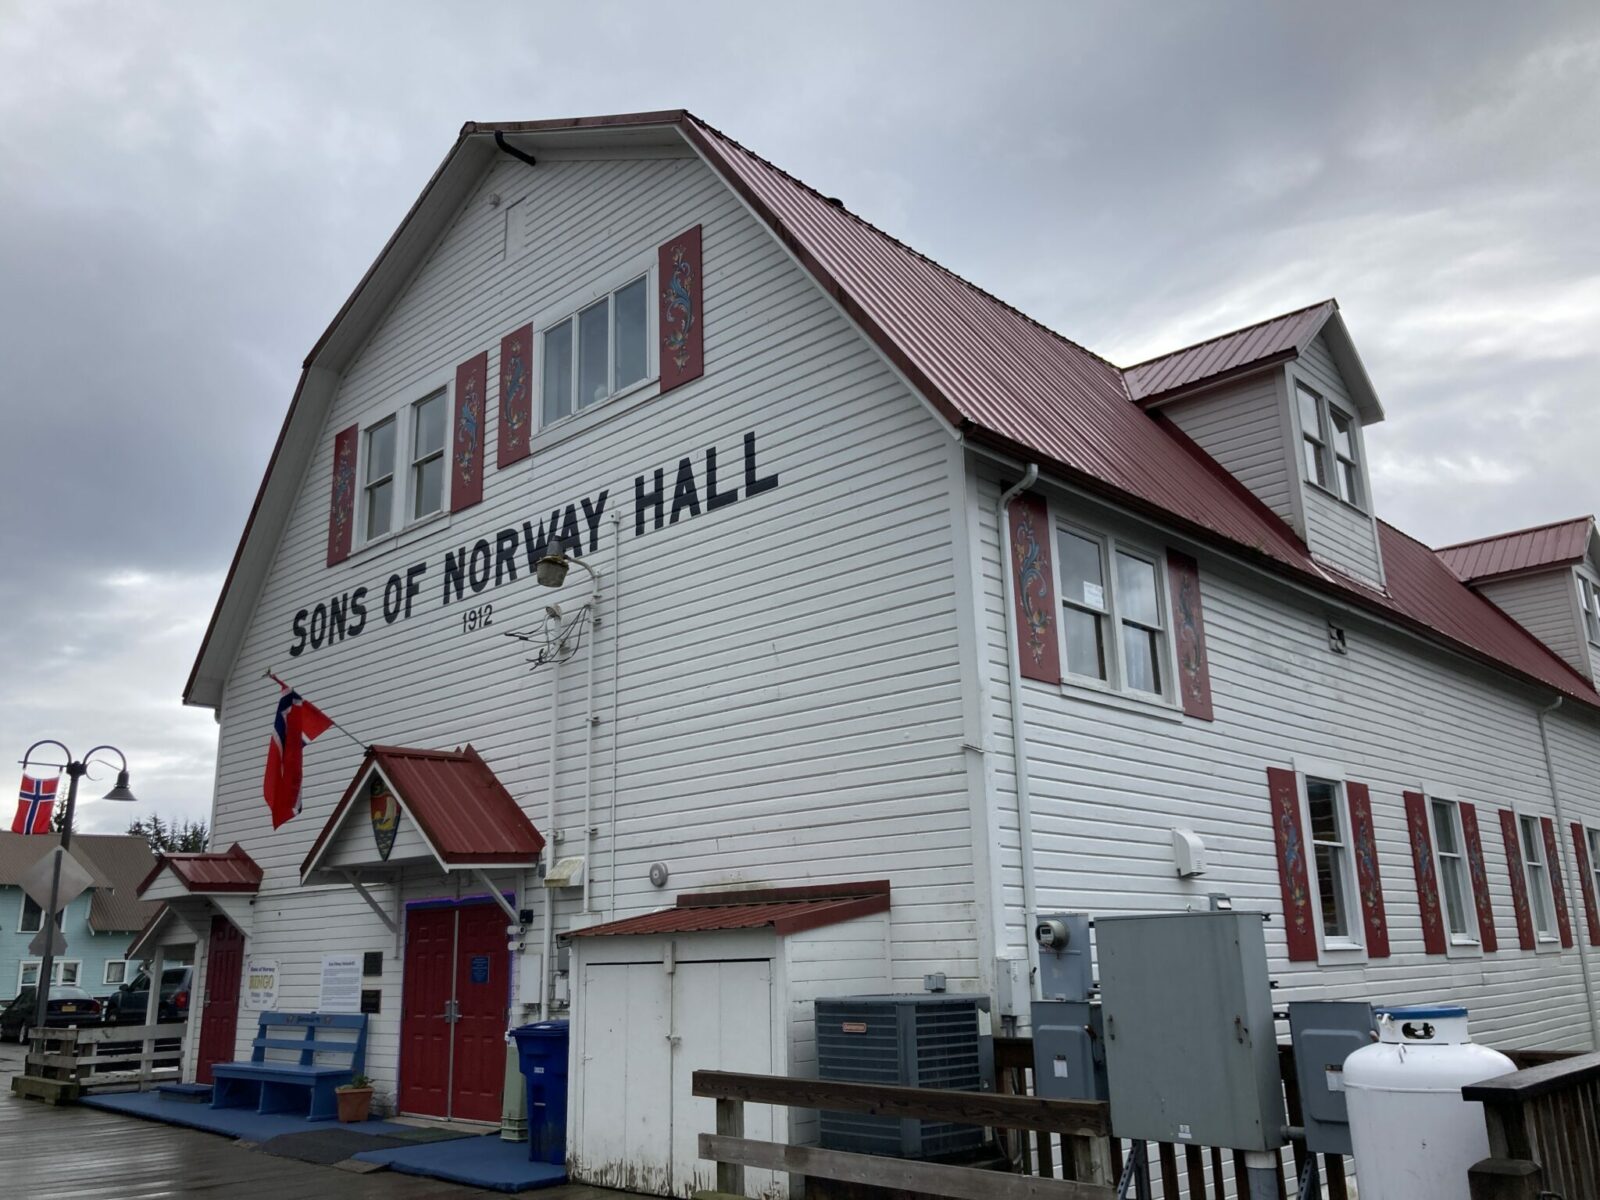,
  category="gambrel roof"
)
[185,110,1600,713]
